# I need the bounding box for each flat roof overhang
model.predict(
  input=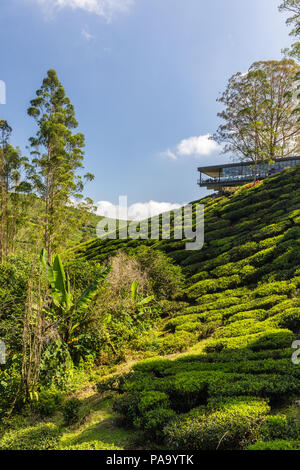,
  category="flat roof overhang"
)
[198,156,300,178]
